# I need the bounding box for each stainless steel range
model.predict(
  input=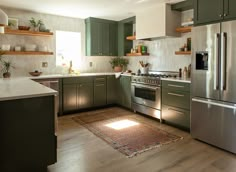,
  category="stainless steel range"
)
[131,71,178,121]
